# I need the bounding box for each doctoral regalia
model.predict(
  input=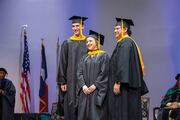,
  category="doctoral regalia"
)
[158,87,180,120]
[0,78,16,120]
